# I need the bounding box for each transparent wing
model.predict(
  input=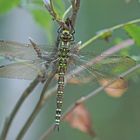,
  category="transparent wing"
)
[92,55,136,77]
[0,60,46,80]
[0,40,56,61]
[67,54,136,84]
